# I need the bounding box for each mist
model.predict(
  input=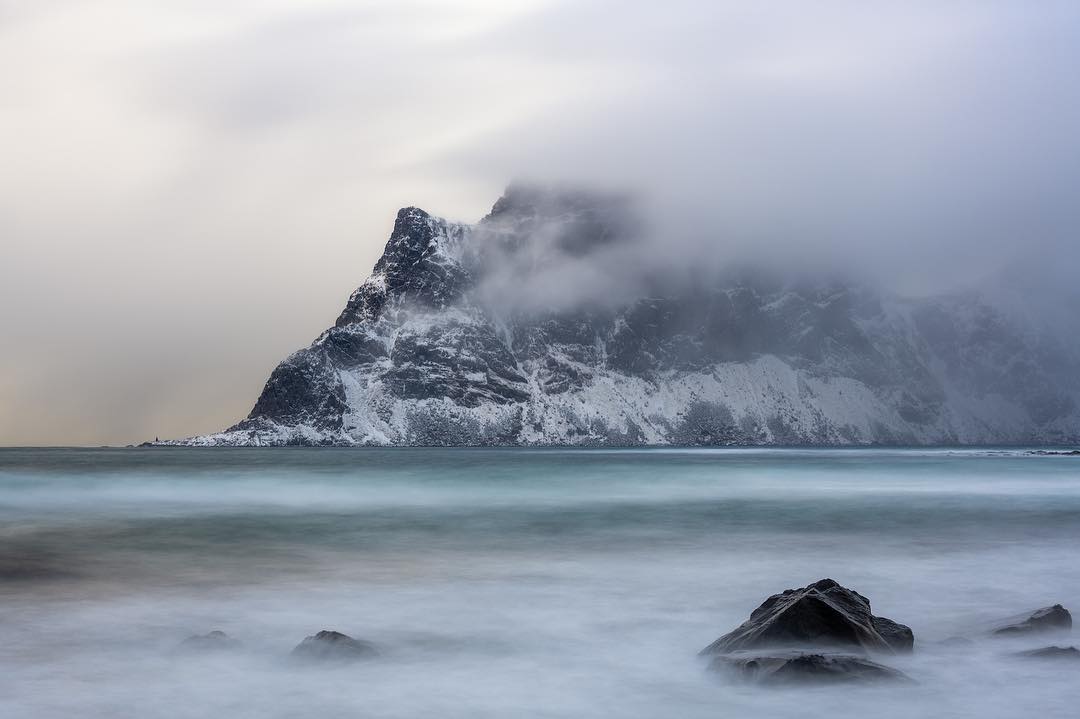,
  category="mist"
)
[3,448,1079,717]
[3,1,1079,445]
